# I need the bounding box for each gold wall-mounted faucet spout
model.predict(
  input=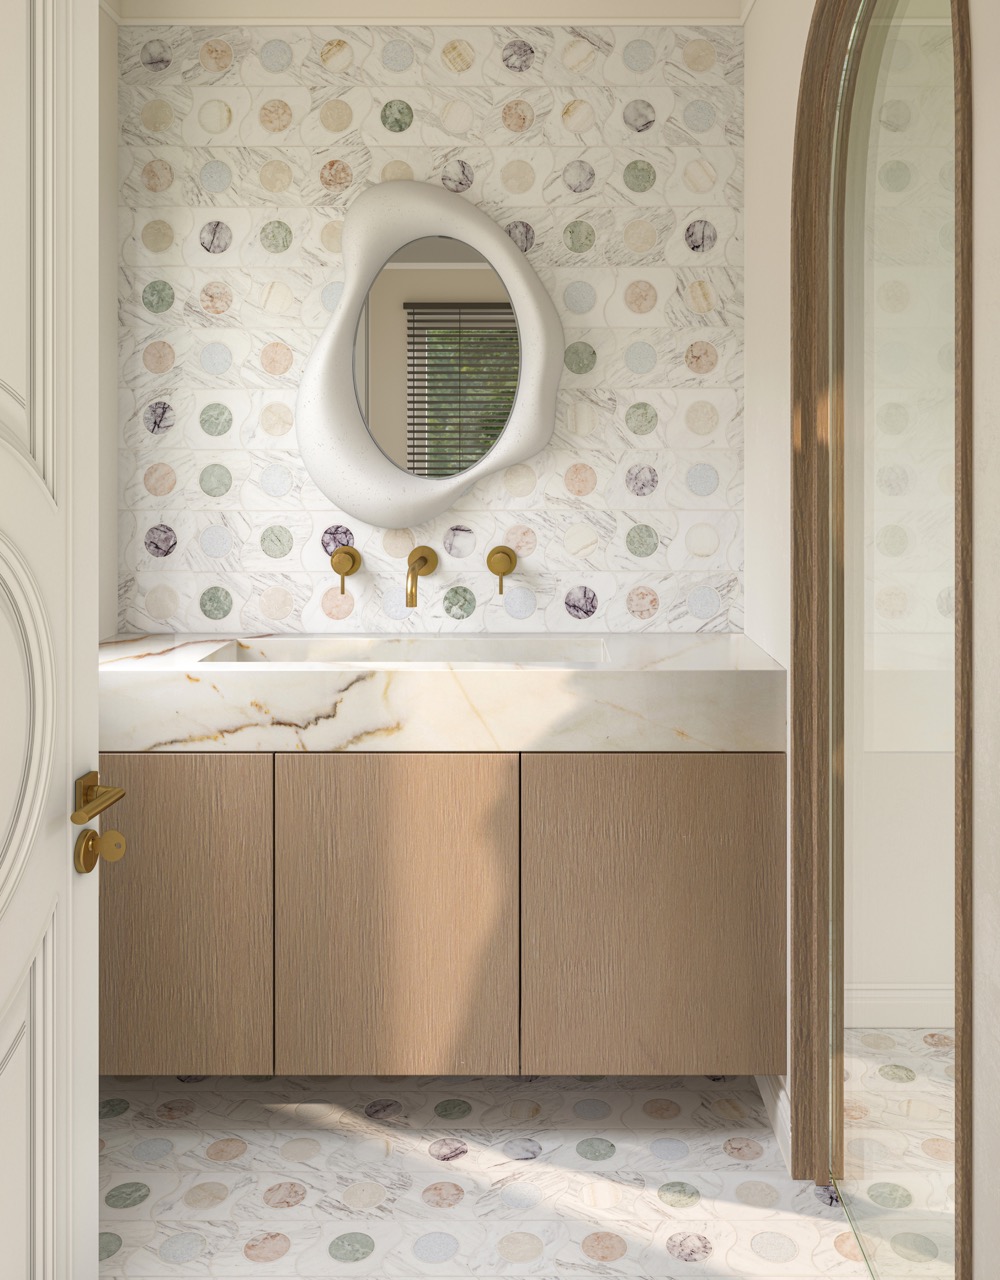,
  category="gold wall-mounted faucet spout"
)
[405,546,438,607]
